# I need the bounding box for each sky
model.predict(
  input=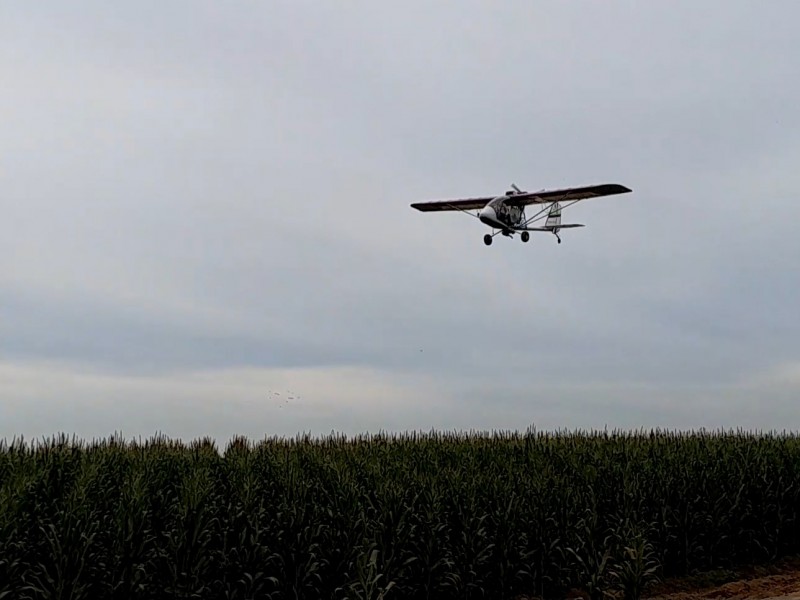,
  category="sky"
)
[2,1,800,443]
